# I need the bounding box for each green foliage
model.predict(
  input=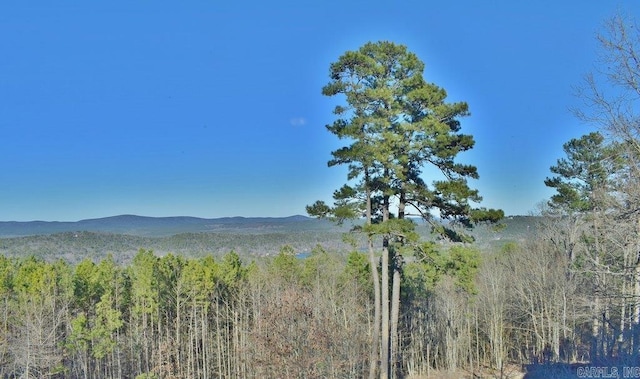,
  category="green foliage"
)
[545,132,622,213]
[409,243,480,294]
[306,184,365,225]
[363,218,419,242]
[180,259,206,303]
[129,249,159,317]
[0,248,384,377]
[299,244,344,288]
[269,245,301,284]
[68,313,90,354]
[73,259,101,311]
[305,200,331,219]
[471,208,506,227]
[309,40,502,251]
[13,256,71,302]
[0,256,14,295]
[445,246,480,294]
[92,292,123,359]
[403,243,448,307]
[410,242,447,289]
[219,250,248,289]
[500,241,519,256]
[155,253,184,321]
[341,251,371,293]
